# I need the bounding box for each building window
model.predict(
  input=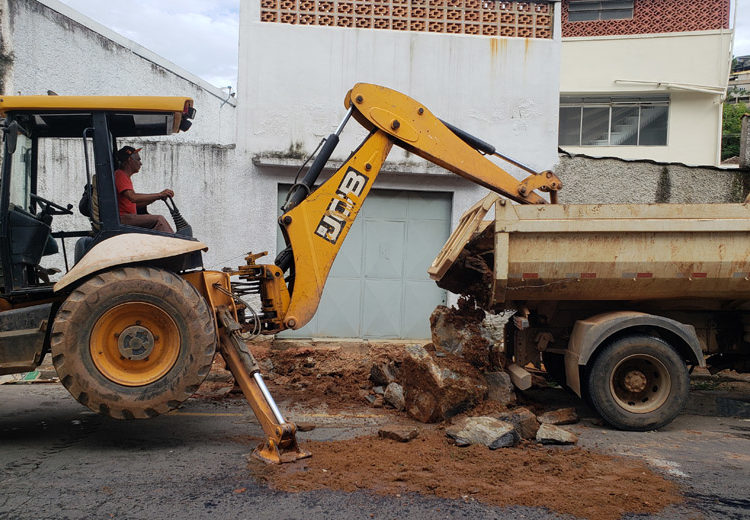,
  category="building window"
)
[559,96,669,146]
[568,1,634,22]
